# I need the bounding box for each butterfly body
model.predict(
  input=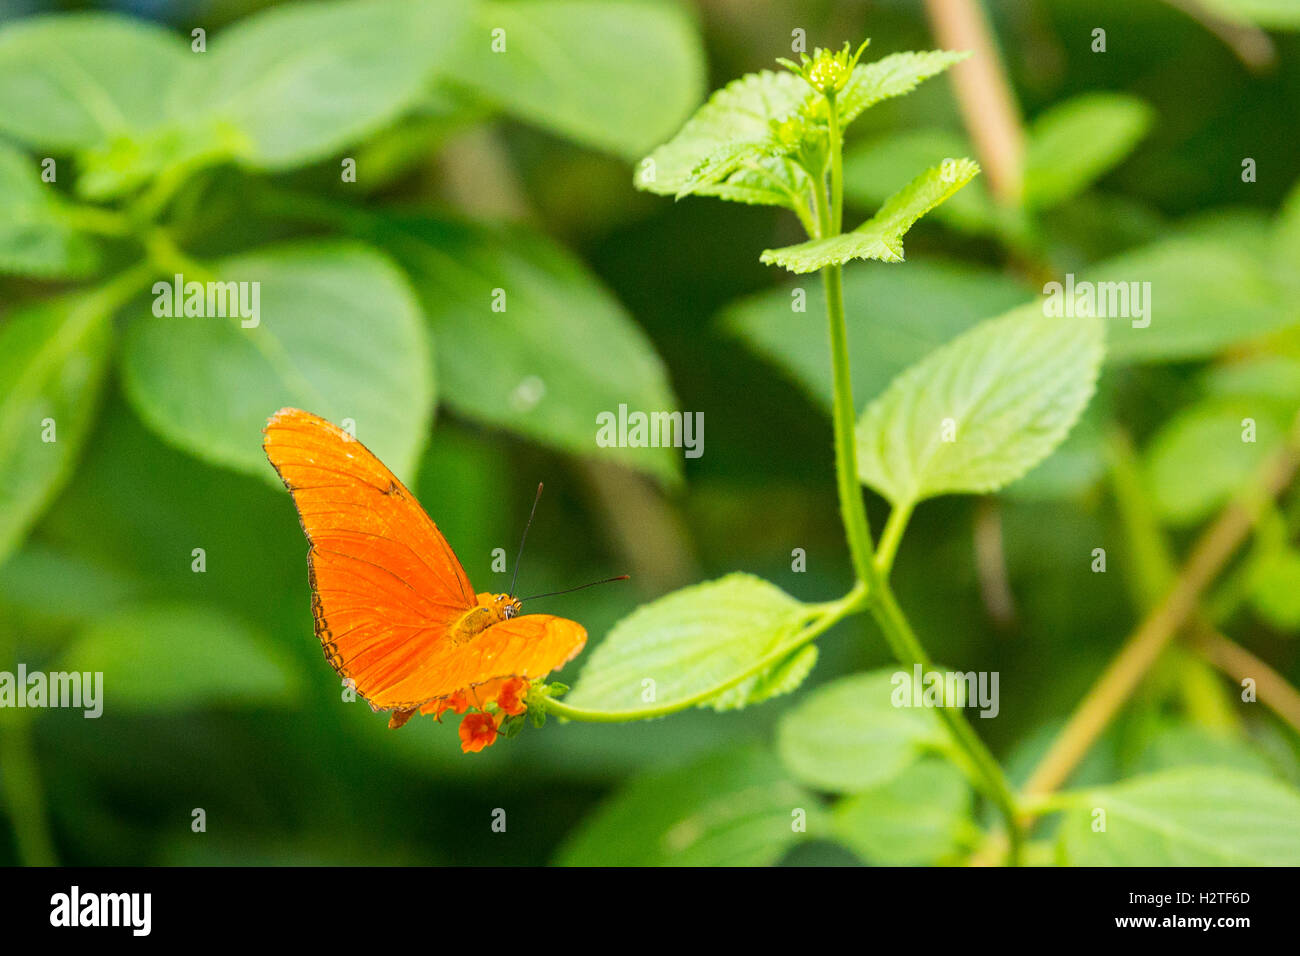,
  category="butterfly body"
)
[452,594,522,645]
[262,408,587,730]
